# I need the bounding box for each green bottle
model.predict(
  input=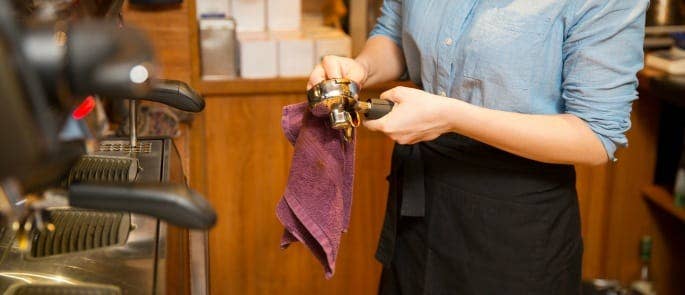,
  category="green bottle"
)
[675,167,685,208]
[676,143,685,208]
[632,236,656,295]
